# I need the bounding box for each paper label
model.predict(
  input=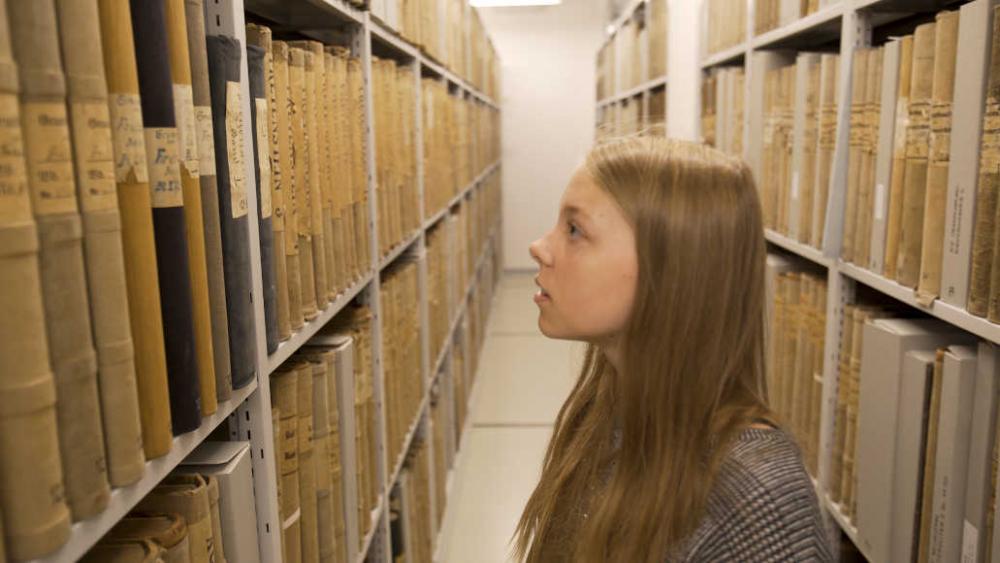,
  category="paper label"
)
[109,94,148,184]
[791,172,800,201]
[961,521,978,563]
[144,128,183,208]
[194,106,217,177]
[255,98,272,218]
[874,183,887,221]
[172,84,199,176]
[70,102,117,212]
[22,102,77,216]
[0,93,31,224]
[225,81,248,218]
